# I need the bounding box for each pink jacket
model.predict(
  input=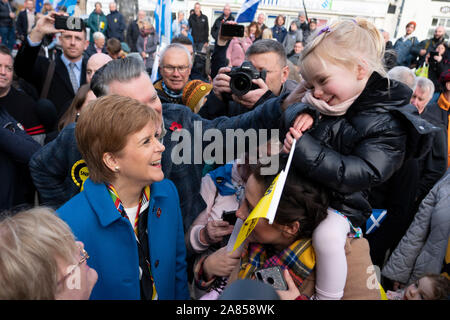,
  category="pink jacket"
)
[226,37,254,67]
[187,161,244,253]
